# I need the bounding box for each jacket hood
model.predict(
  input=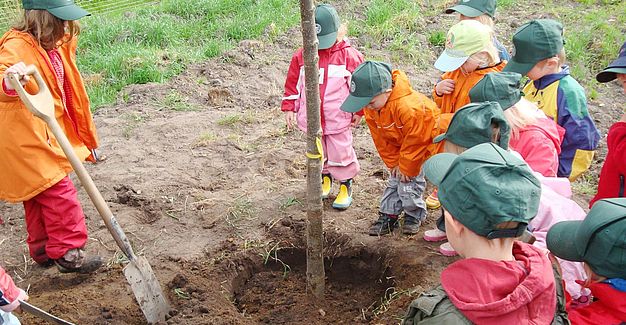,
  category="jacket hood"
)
[522,117,565,155]
[2,29,41,49]
[387,69,413,102]
[441,242,556,325]
[325,38,352,53]
[531,66,571,90]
